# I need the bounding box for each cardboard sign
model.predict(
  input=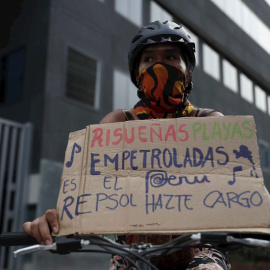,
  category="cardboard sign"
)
[56,116,270,236]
